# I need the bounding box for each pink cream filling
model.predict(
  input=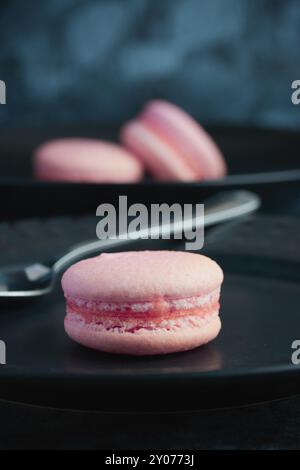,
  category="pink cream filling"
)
[65,289,220,333]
